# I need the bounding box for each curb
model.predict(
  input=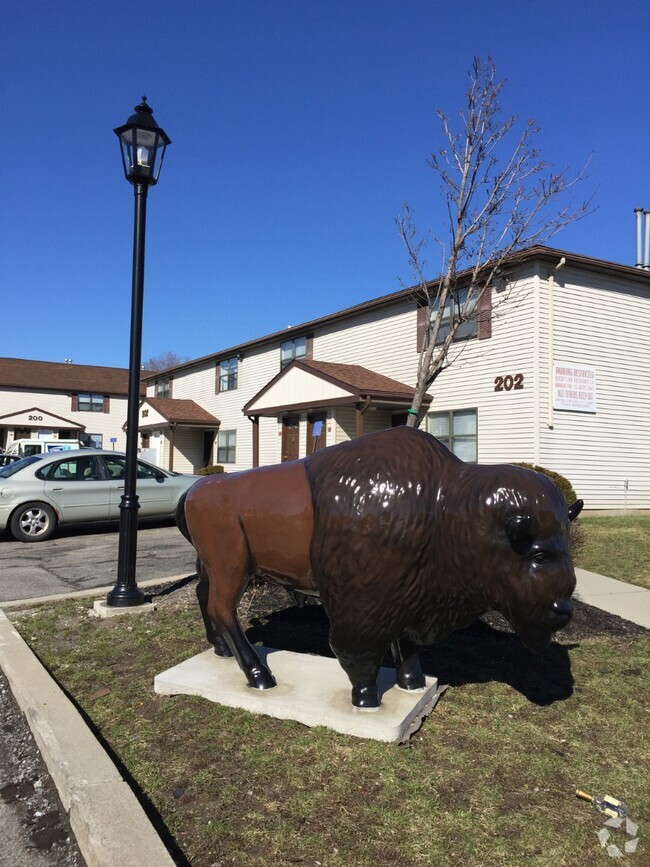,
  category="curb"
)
[0,605,176,867]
